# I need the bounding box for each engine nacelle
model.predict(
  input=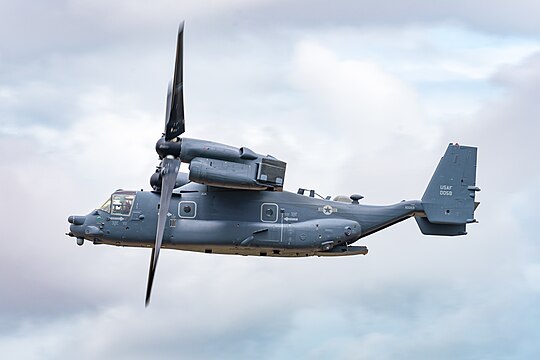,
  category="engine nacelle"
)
[179,138,260,163]
[189,158,268,190]
[188,156,286,190]
[182,138,286,191]
[155,137,287,191]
